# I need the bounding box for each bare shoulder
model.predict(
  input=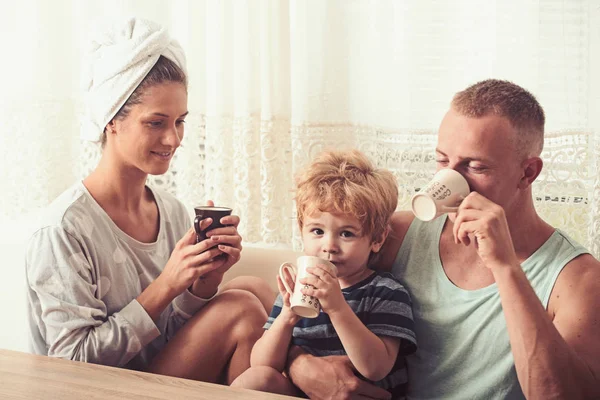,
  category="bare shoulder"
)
[377,211,415,272]
[549,253,600,375]
[549,253,600,315]
[390,211,416,240]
